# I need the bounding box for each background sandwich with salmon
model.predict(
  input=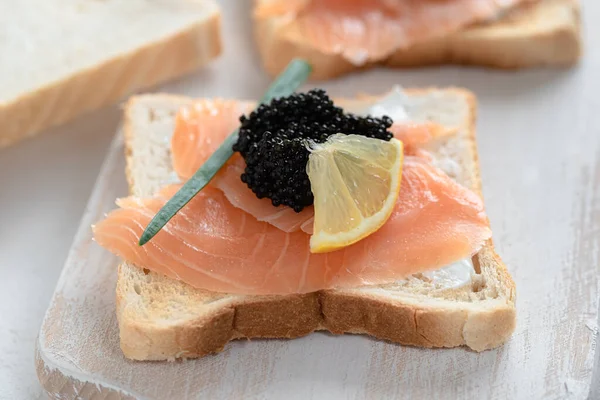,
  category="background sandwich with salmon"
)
[92,61,516,360]
[254,0,581,79]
